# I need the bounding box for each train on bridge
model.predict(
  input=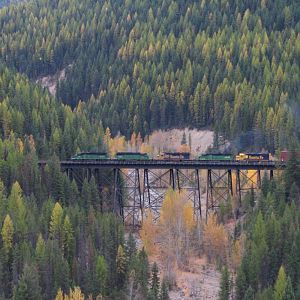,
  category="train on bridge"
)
[70,151,293,162]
